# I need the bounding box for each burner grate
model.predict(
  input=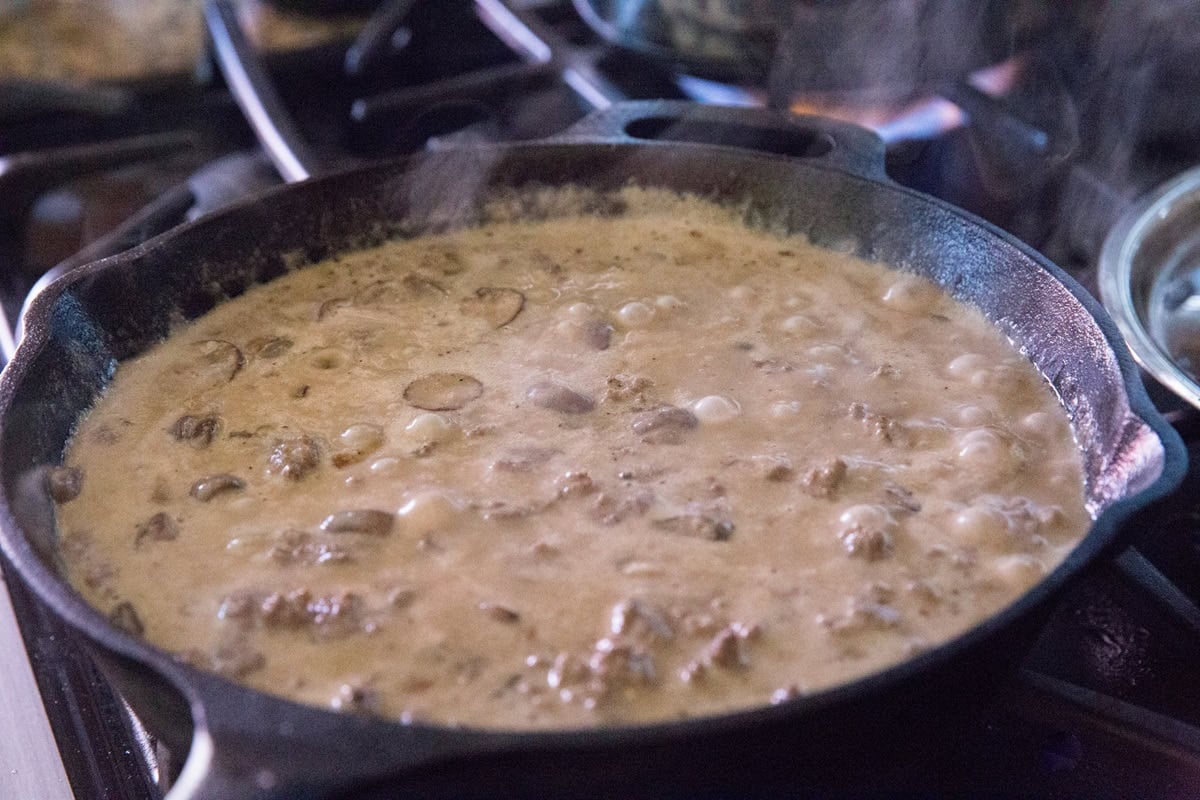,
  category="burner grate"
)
[203,0,624,183]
